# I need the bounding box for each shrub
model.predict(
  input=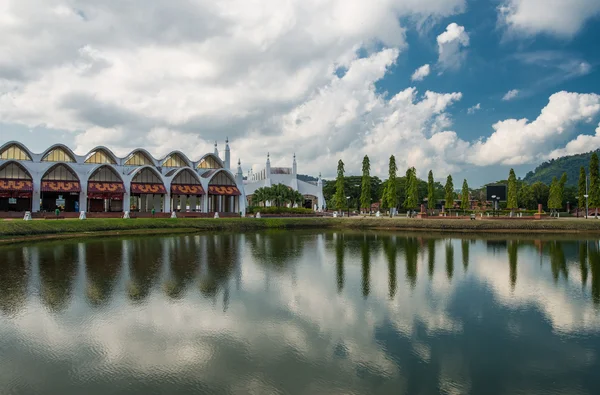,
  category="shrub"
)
[246,206,314,215]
